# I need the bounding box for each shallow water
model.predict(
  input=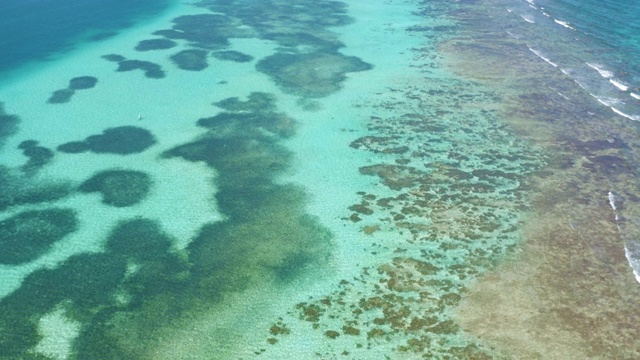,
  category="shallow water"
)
[1,0,639,359]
